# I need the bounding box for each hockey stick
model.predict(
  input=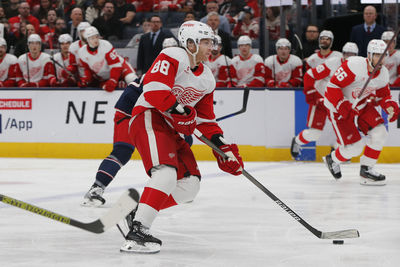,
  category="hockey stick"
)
[352,27,400,109]
[0,188,139,234]
[194,128,360,239]
[50,56,74,77]
[216,87,250,121]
